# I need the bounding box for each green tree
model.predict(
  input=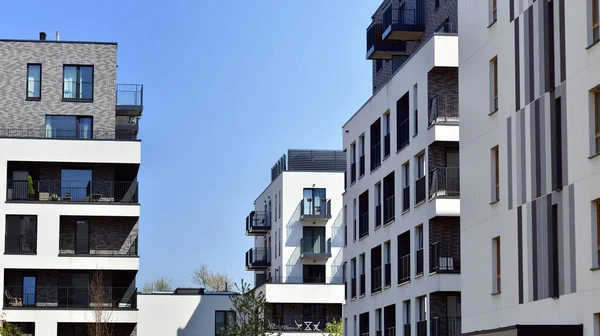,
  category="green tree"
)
[142,277,172,293]
[323,318,343,336]
[0,314,23,336]
[225,280,269,336]
[191,264,234,291]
